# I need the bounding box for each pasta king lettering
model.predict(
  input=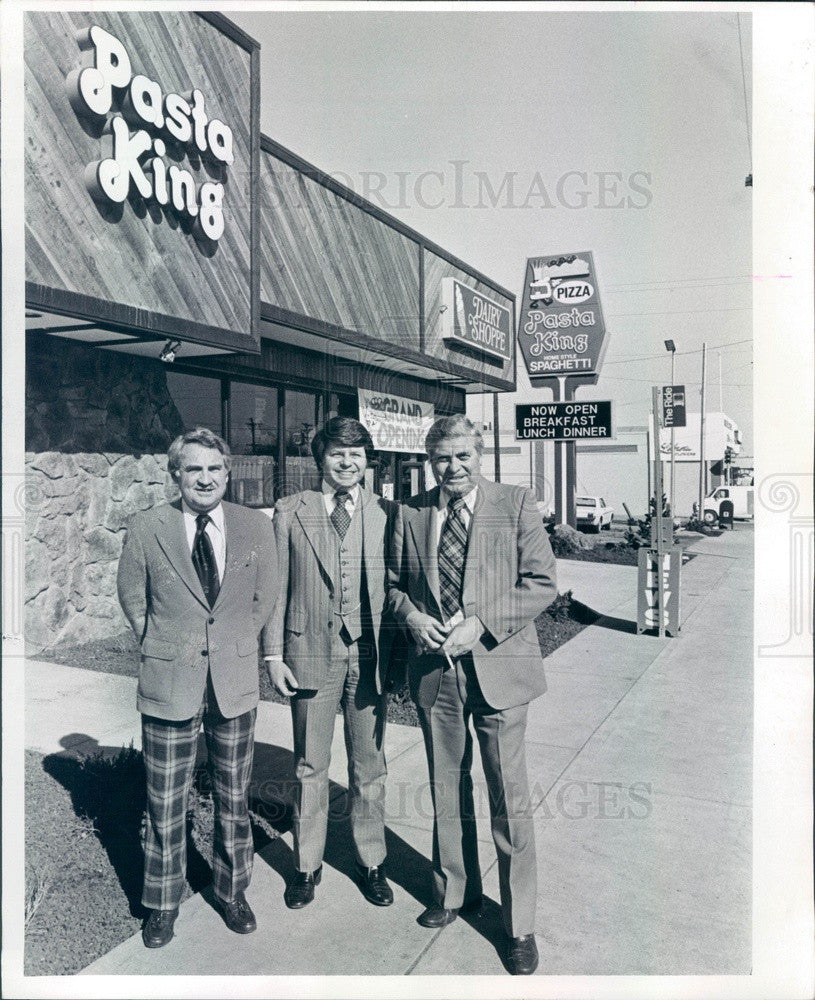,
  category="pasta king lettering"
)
[66,25,234,241]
